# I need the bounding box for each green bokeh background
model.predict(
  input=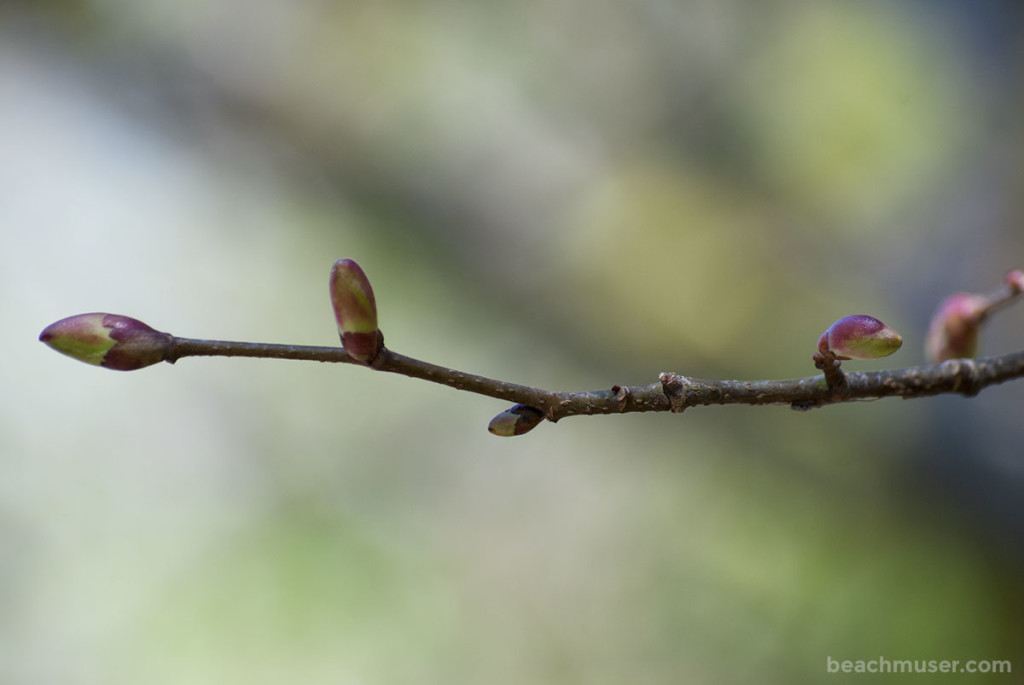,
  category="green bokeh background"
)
[4,1,1024,683]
